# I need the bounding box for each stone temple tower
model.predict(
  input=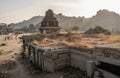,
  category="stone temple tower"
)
[39,9,61,34]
